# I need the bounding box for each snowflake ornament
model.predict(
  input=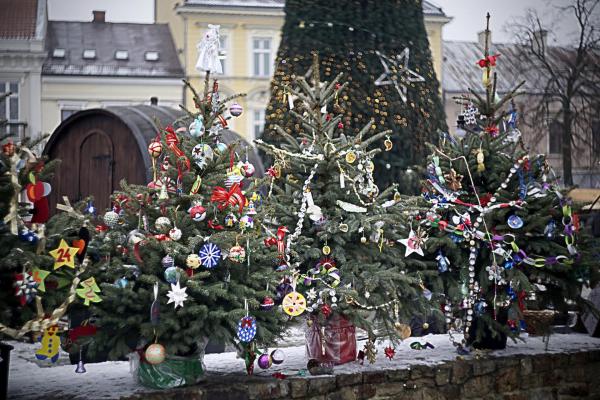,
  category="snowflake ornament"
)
[166,281,188,309]
[199,243,222,269]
